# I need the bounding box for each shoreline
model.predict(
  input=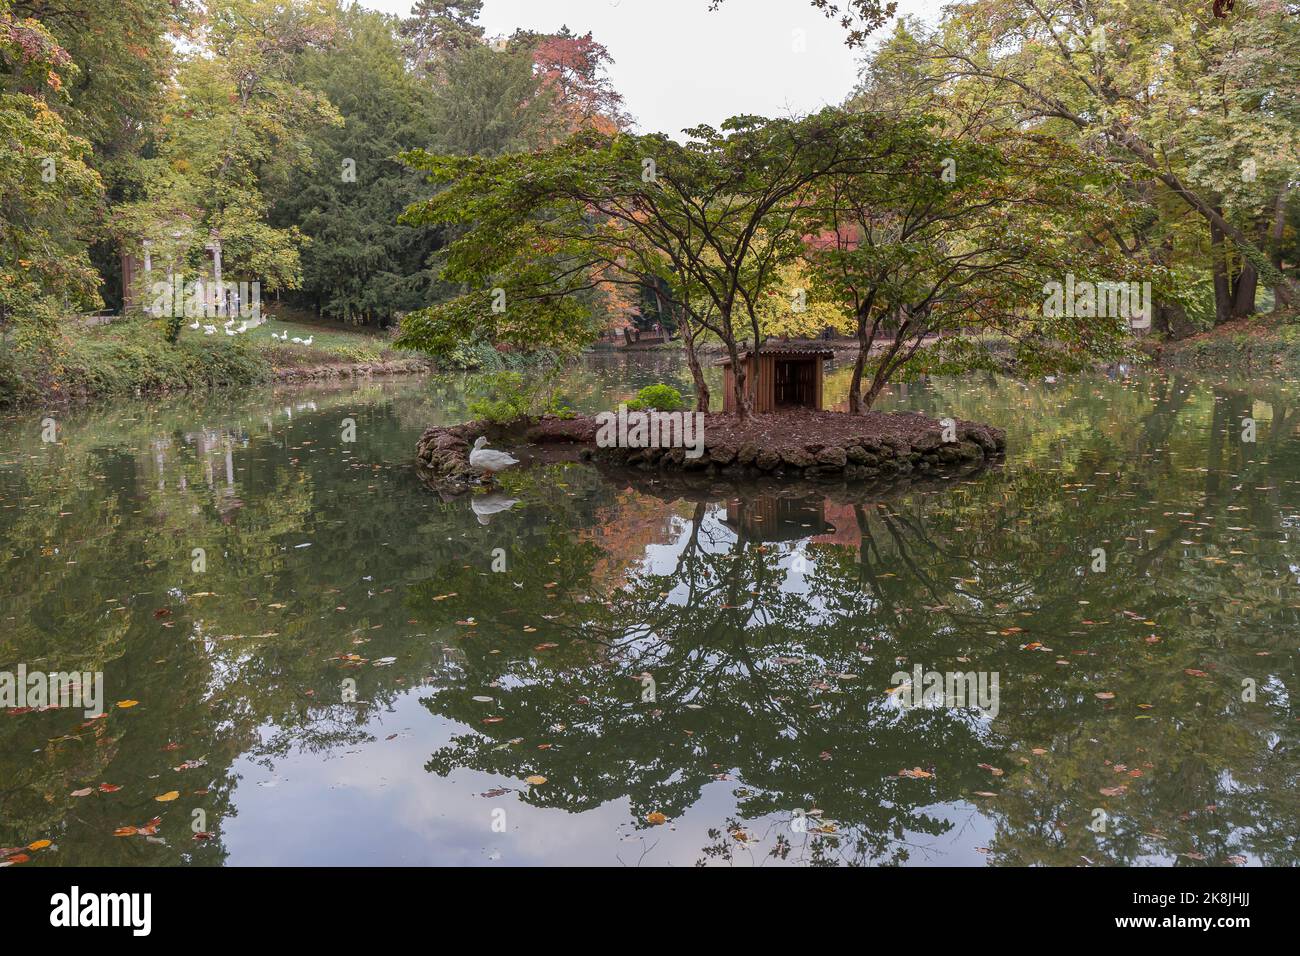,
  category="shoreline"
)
[269,357,432,383]
[1,353,434,409]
